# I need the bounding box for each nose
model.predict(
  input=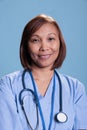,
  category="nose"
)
[39,41,49,51]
